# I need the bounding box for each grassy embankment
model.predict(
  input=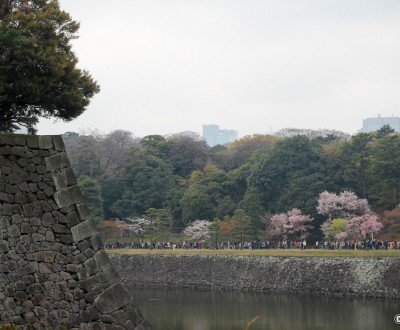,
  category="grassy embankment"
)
[106,248,400,257]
